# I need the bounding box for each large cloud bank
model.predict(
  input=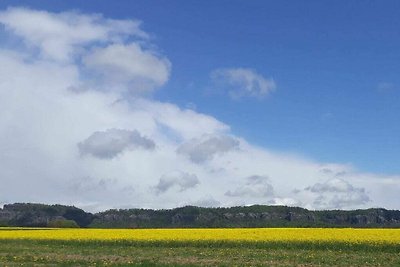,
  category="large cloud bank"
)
[0,7,399,212]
